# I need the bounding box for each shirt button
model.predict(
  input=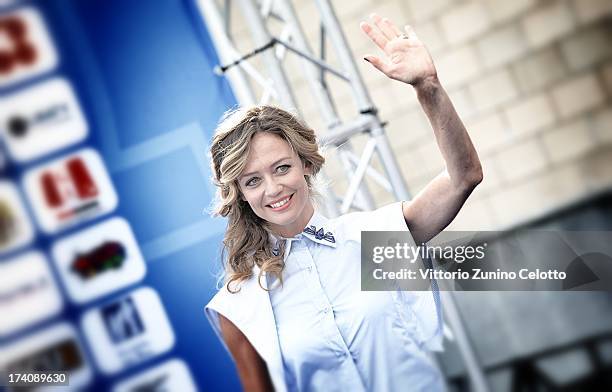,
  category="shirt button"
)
[323,306,330,313]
